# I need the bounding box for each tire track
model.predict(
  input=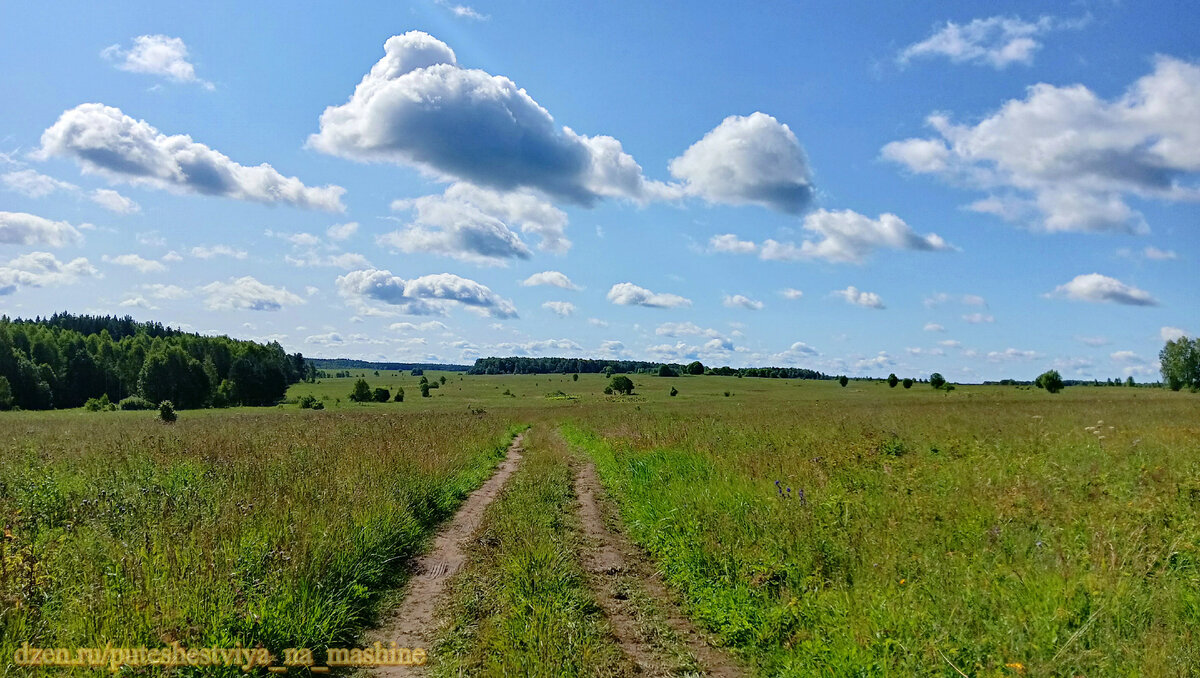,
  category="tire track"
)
[368,432,525,676]
[574,459,744,677]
